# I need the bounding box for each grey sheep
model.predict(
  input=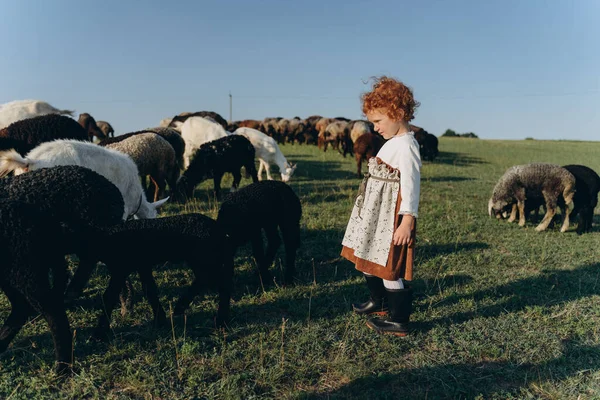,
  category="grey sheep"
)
[488,163,576,232]
[102,133,179,201]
